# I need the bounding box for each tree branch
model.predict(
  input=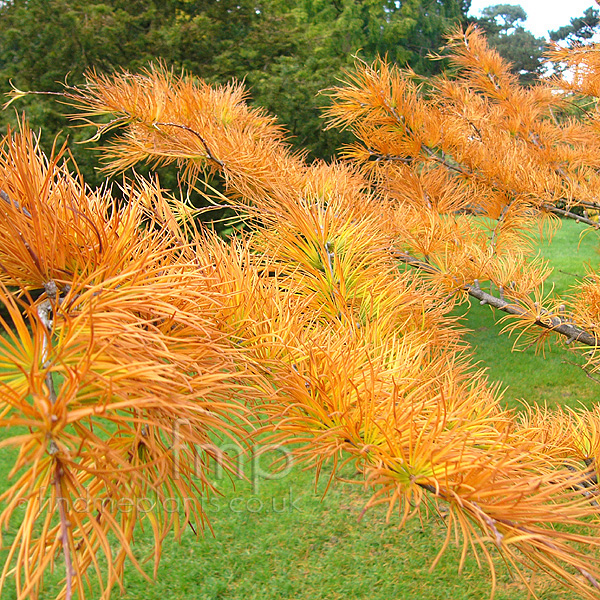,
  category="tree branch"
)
[153,122,225,167]
[490,199,517,253]
[576,199,600,212]
[54,465,73,600]
[421,144,471,176]
[417,480,600,591]
[395,251,599,348]
[543,203,600,229]
[0,189,32,218]
[39,282,72,597]
[367,151,413,164]
[37,296,57,404]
